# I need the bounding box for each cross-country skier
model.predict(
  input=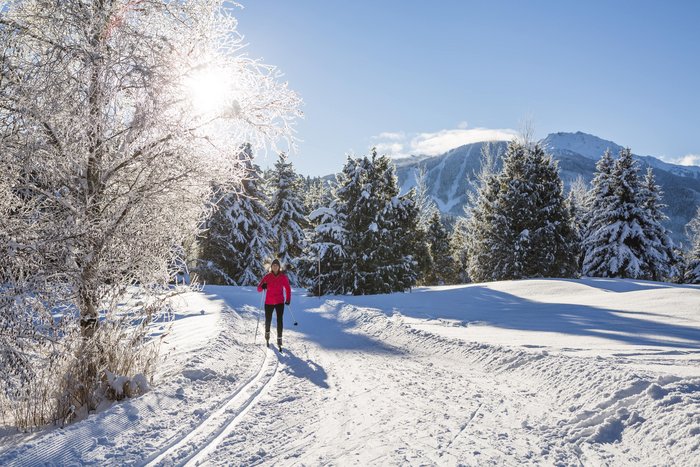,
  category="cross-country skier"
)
[257,259,291,351]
